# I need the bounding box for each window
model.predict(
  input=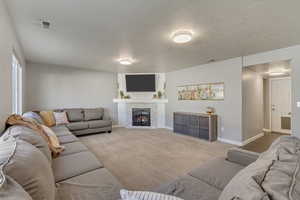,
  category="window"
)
[12,53,22,114]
